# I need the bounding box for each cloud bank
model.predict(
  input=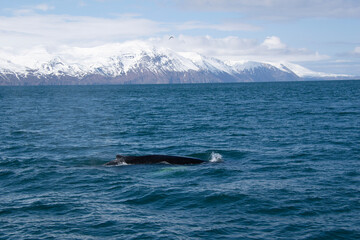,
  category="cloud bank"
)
[175,0,360,20]
[0,1,352,74]
[149,35,328,62]
[0,14,166,50]
[0,12,325,64]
